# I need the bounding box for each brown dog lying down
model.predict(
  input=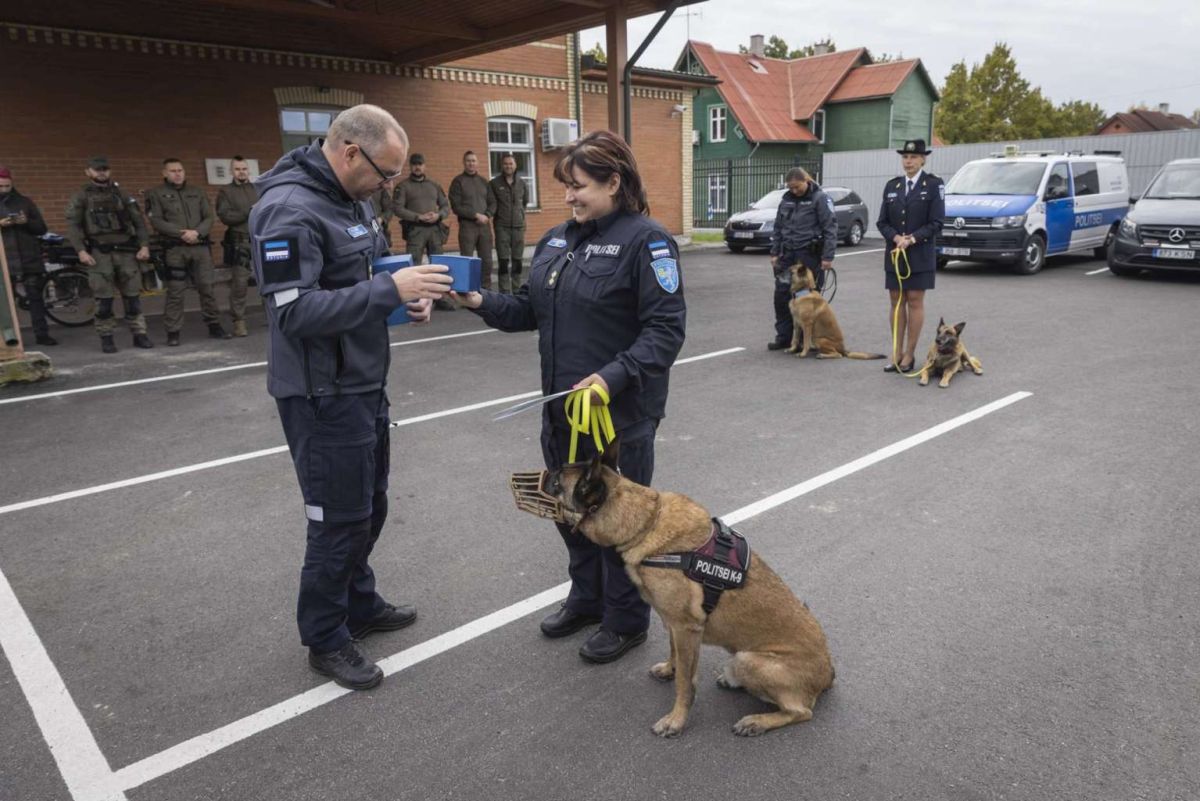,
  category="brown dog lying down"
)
[787,264,885,360]
[917,318,983,388]
[528,444,834,737]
